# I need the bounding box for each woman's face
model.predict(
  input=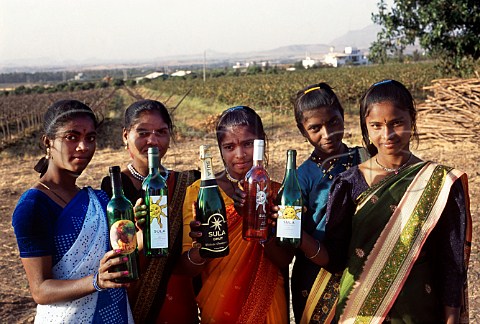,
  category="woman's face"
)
[48,116,97,176]
[219,125,257,180]
[123,111,171,168]
[300,107,344,159]
[365,101,412,157]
